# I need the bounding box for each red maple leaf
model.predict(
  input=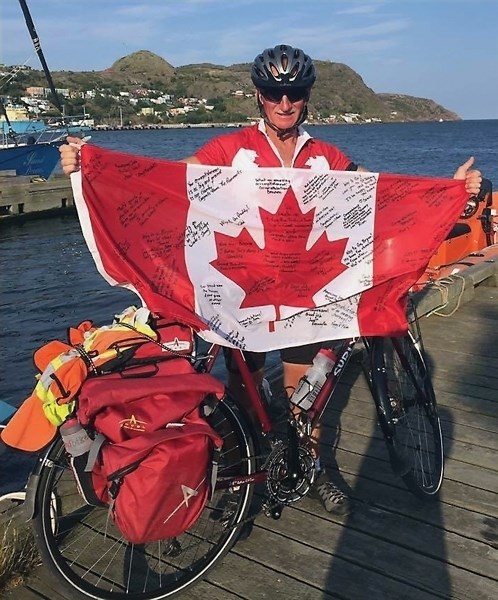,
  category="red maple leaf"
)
[210,186,348,329]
